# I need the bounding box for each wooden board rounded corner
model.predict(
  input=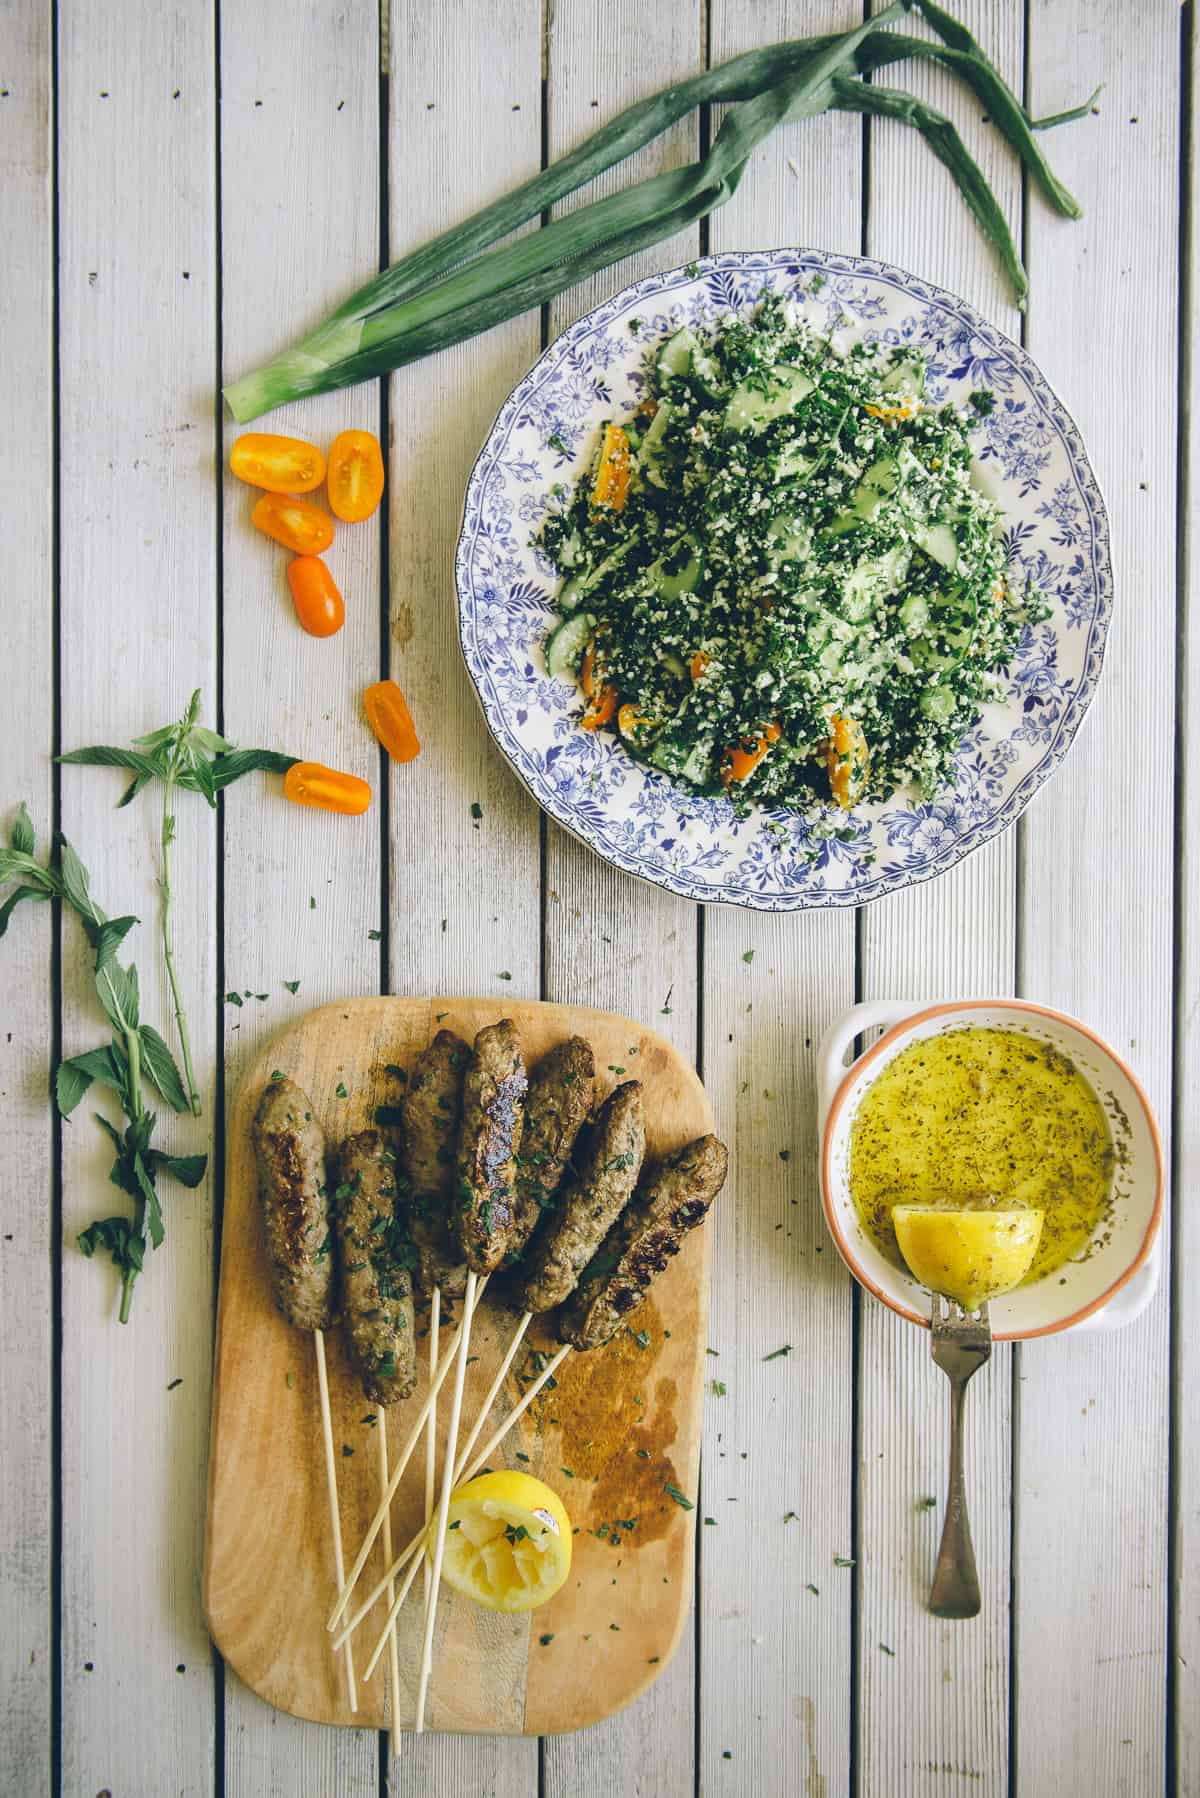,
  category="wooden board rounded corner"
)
[205,995,718,1734]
